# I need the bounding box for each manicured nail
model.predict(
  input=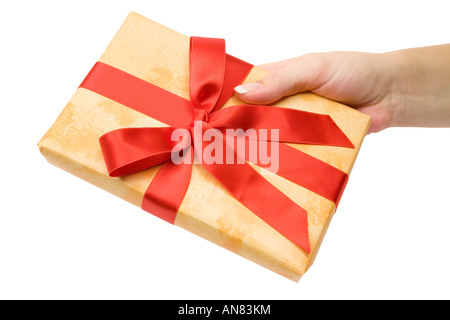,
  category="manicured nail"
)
[234,83,262,94]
